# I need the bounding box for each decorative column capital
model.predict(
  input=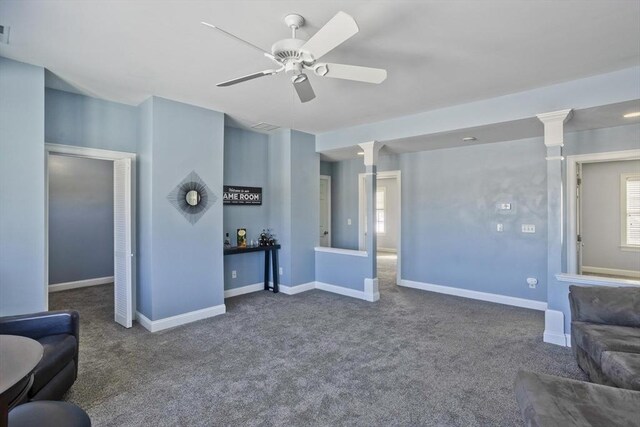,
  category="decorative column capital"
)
[358,141,384,166]
[536,109,573,147]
